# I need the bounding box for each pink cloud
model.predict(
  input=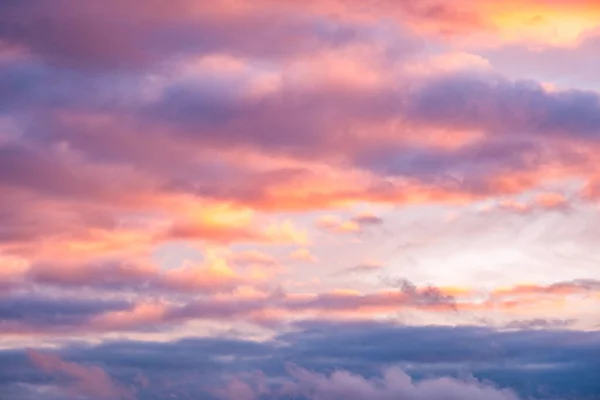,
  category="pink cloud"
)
[2,0,600,351]
[27,350,135,400]
[24,255,274,295]
[289,248,317,263]
[2,278,599,337]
